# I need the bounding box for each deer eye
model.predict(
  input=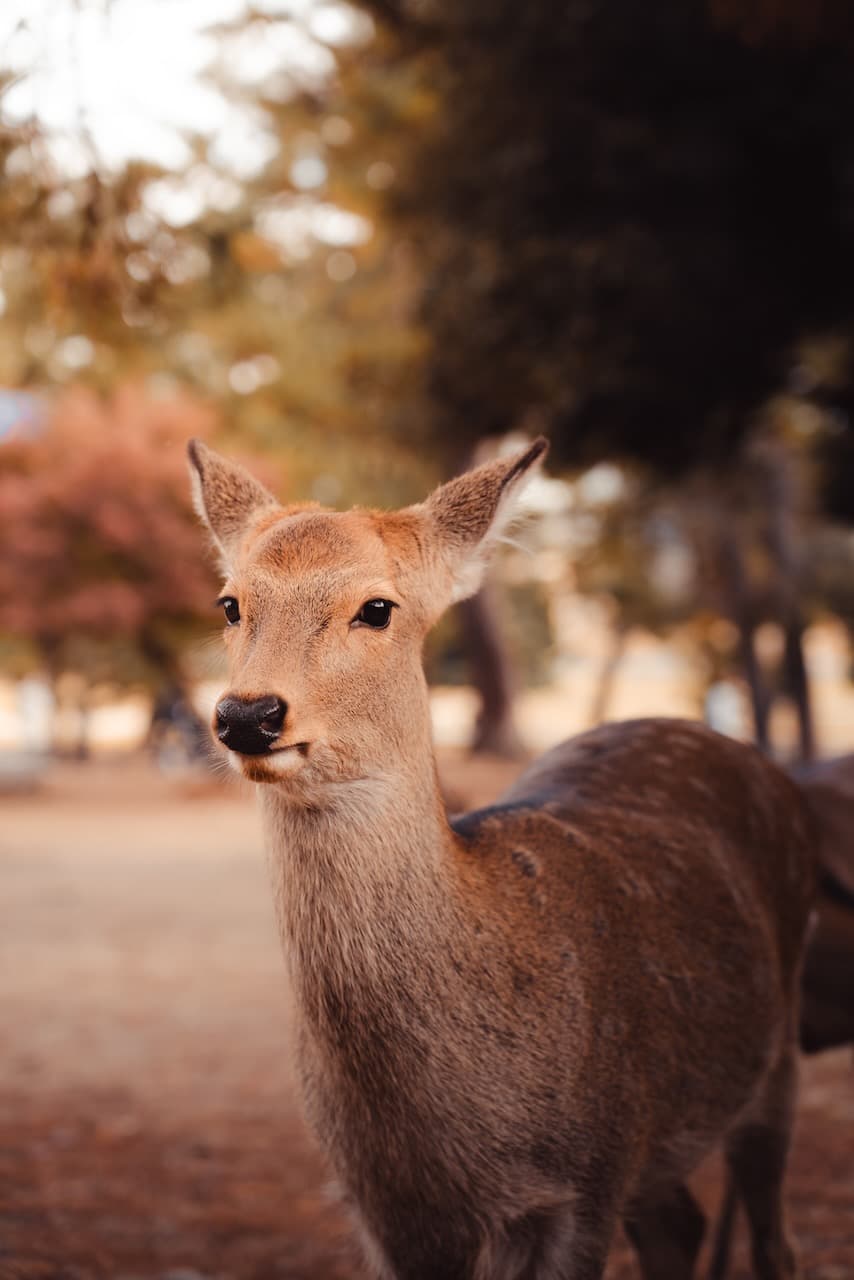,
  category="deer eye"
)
[217,596,240,626]
[353,599,395,630]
